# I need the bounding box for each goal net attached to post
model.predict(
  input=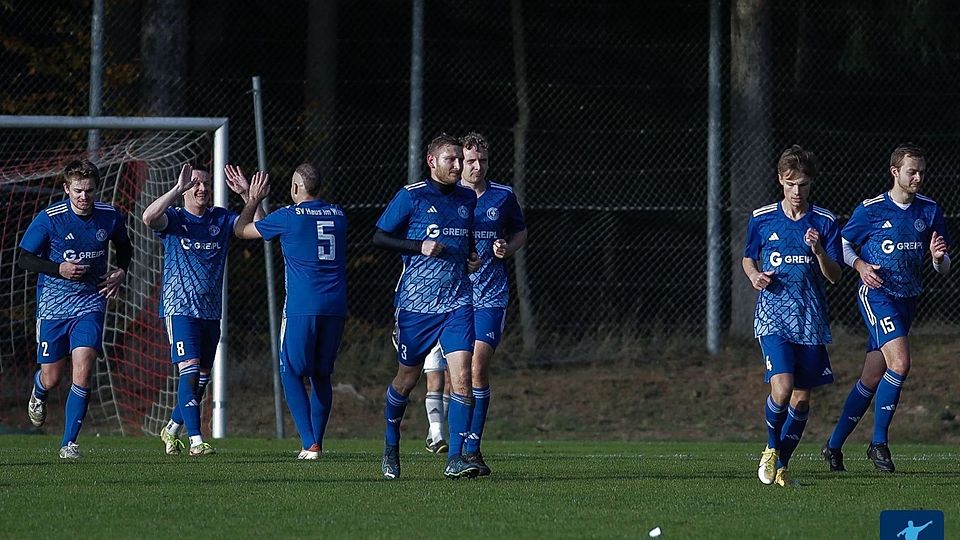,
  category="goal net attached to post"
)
[0,116,230,438]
